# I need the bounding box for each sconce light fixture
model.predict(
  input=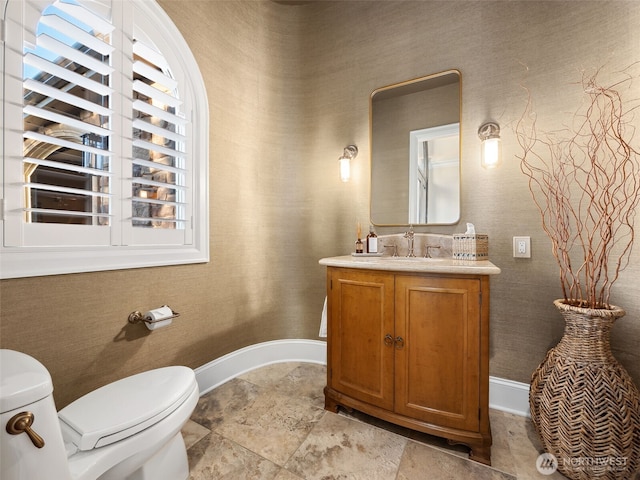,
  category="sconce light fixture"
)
[478,122,502,169]
[339,145,358,182]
